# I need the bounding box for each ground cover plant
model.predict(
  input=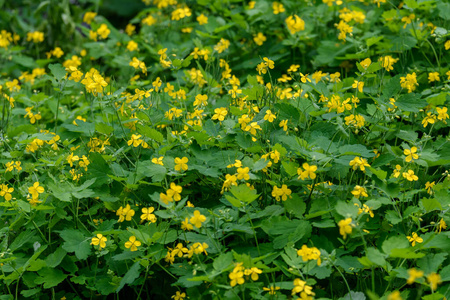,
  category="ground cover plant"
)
[0,0,449,299]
